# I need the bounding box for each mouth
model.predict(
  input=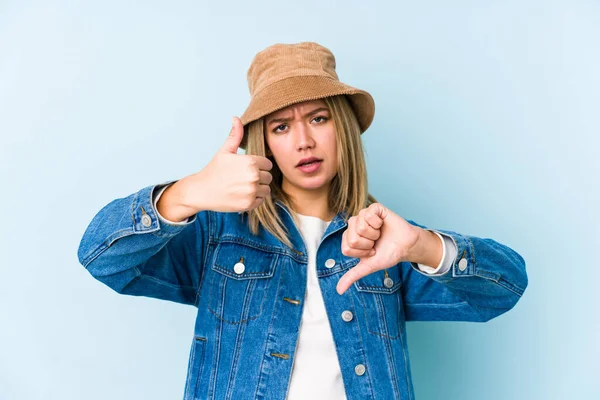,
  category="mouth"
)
[296,157,323,167]
[296,158,323,173]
